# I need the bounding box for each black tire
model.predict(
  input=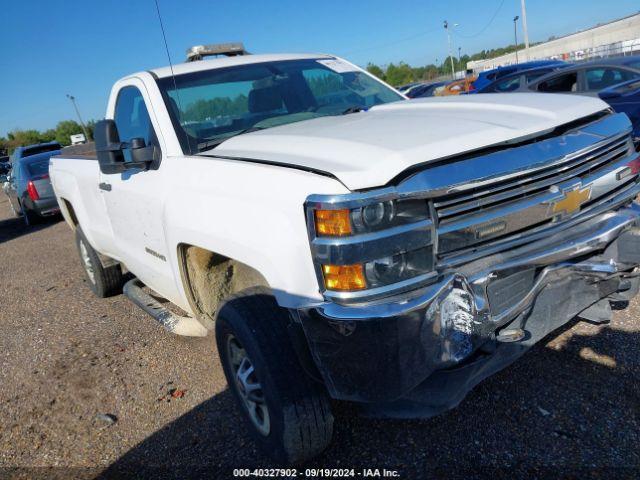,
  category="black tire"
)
[22,204,39,226]
[75,227,124,298]
[216,289,334,464]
